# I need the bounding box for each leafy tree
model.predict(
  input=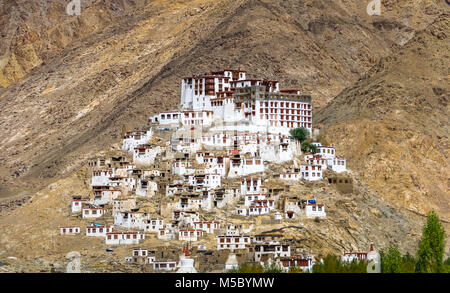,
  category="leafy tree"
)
[300,141,318,153]
[288,266,307,273]
[415,211,446,273]
[309,143,318,154]
[400,252,416,273]
[301,141,310,152]
[230,262,285,273]
[444,257,450,273]
[381,244,402,273]
[290,127,309,142]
